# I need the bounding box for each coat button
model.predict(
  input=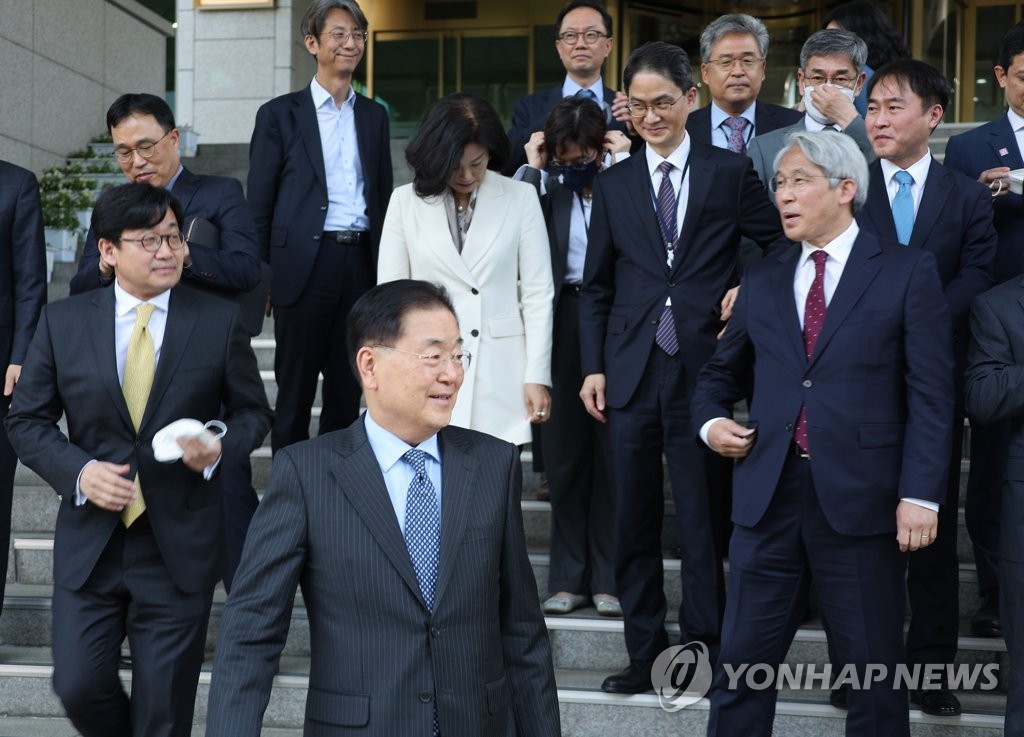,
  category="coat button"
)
[785,422,793,431]
[471,288,479,295]
[419,691,432,703]
[320,205,327,211]
[651,319,658,325]
[668,281,675,288]
[431,626,441,638]
[471,329,479,337]
[802,379,812,388]
[313,234,321,241]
